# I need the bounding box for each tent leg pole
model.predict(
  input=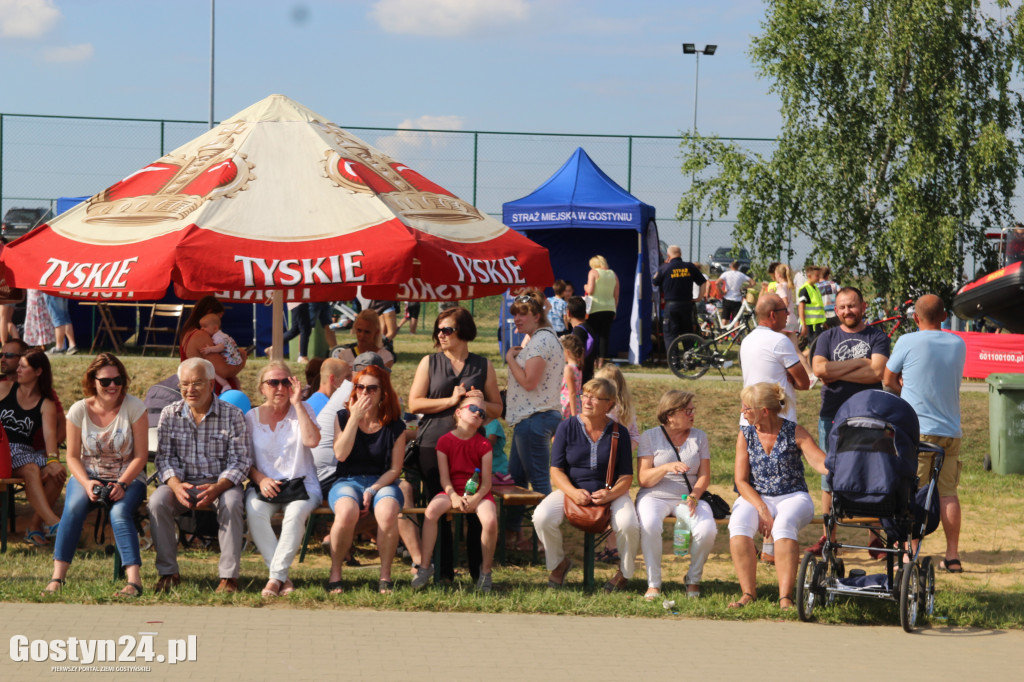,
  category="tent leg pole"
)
[272,290,284,361]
